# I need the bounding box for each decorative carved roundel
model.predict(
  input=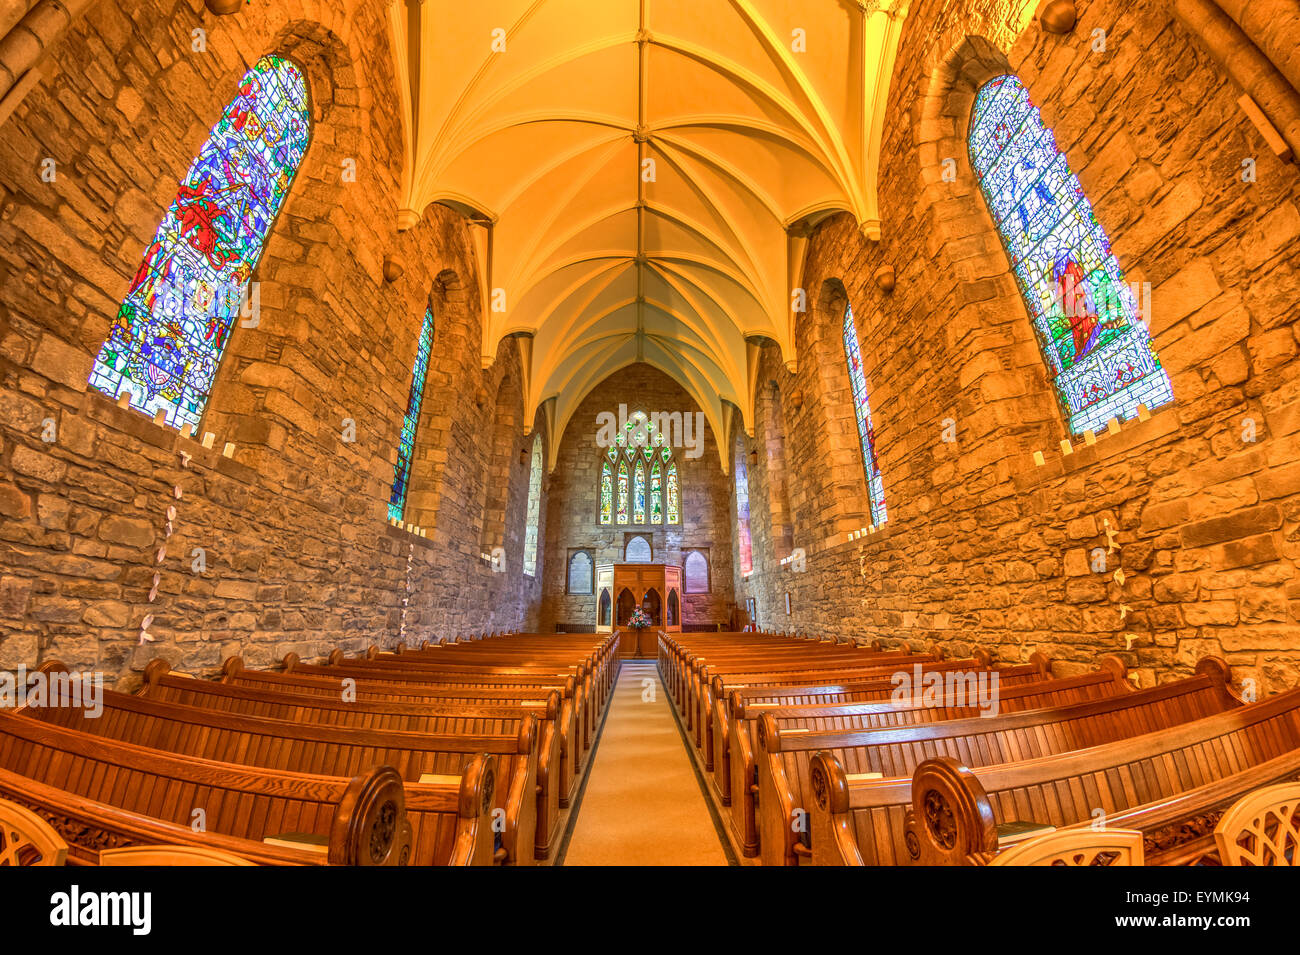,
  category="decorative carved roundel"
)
[482,770,496,814]
[923,788,958,851]
[810,765,828,811]
[370,800,398,863]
